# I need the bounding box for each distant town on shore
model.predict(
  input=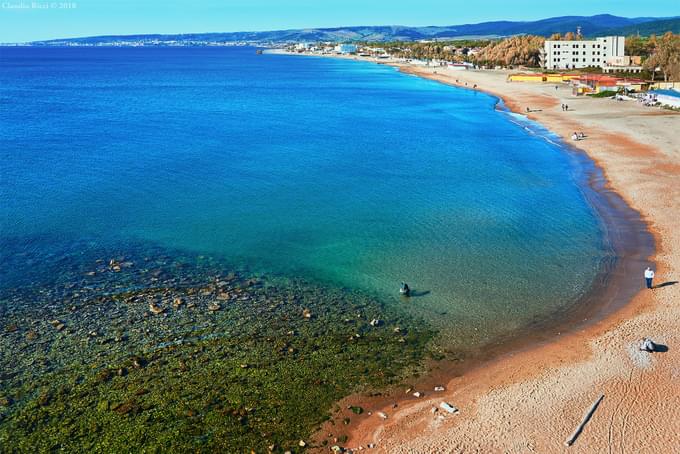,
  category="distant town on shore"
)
[7,14,679,47]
